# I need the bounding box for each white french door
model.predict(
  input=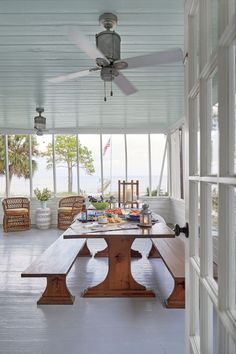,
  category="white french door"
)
[185,1,236,353]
